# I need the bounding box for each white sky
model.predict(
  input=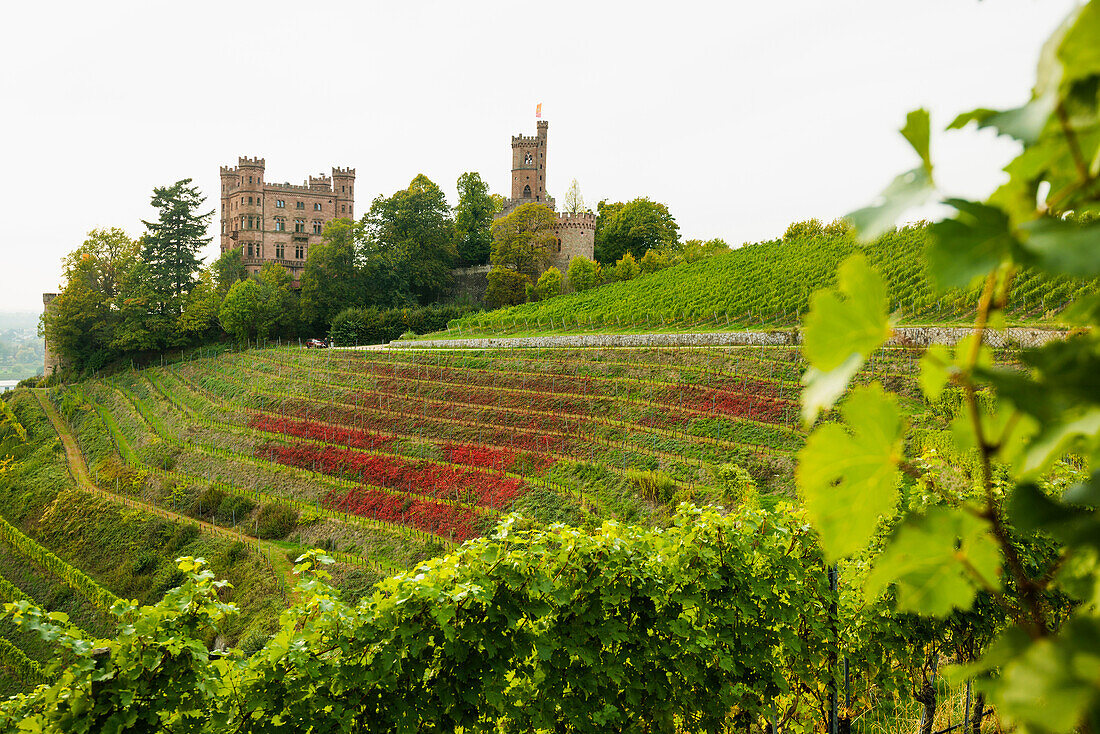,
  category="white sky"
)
[0,0,1077,312]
